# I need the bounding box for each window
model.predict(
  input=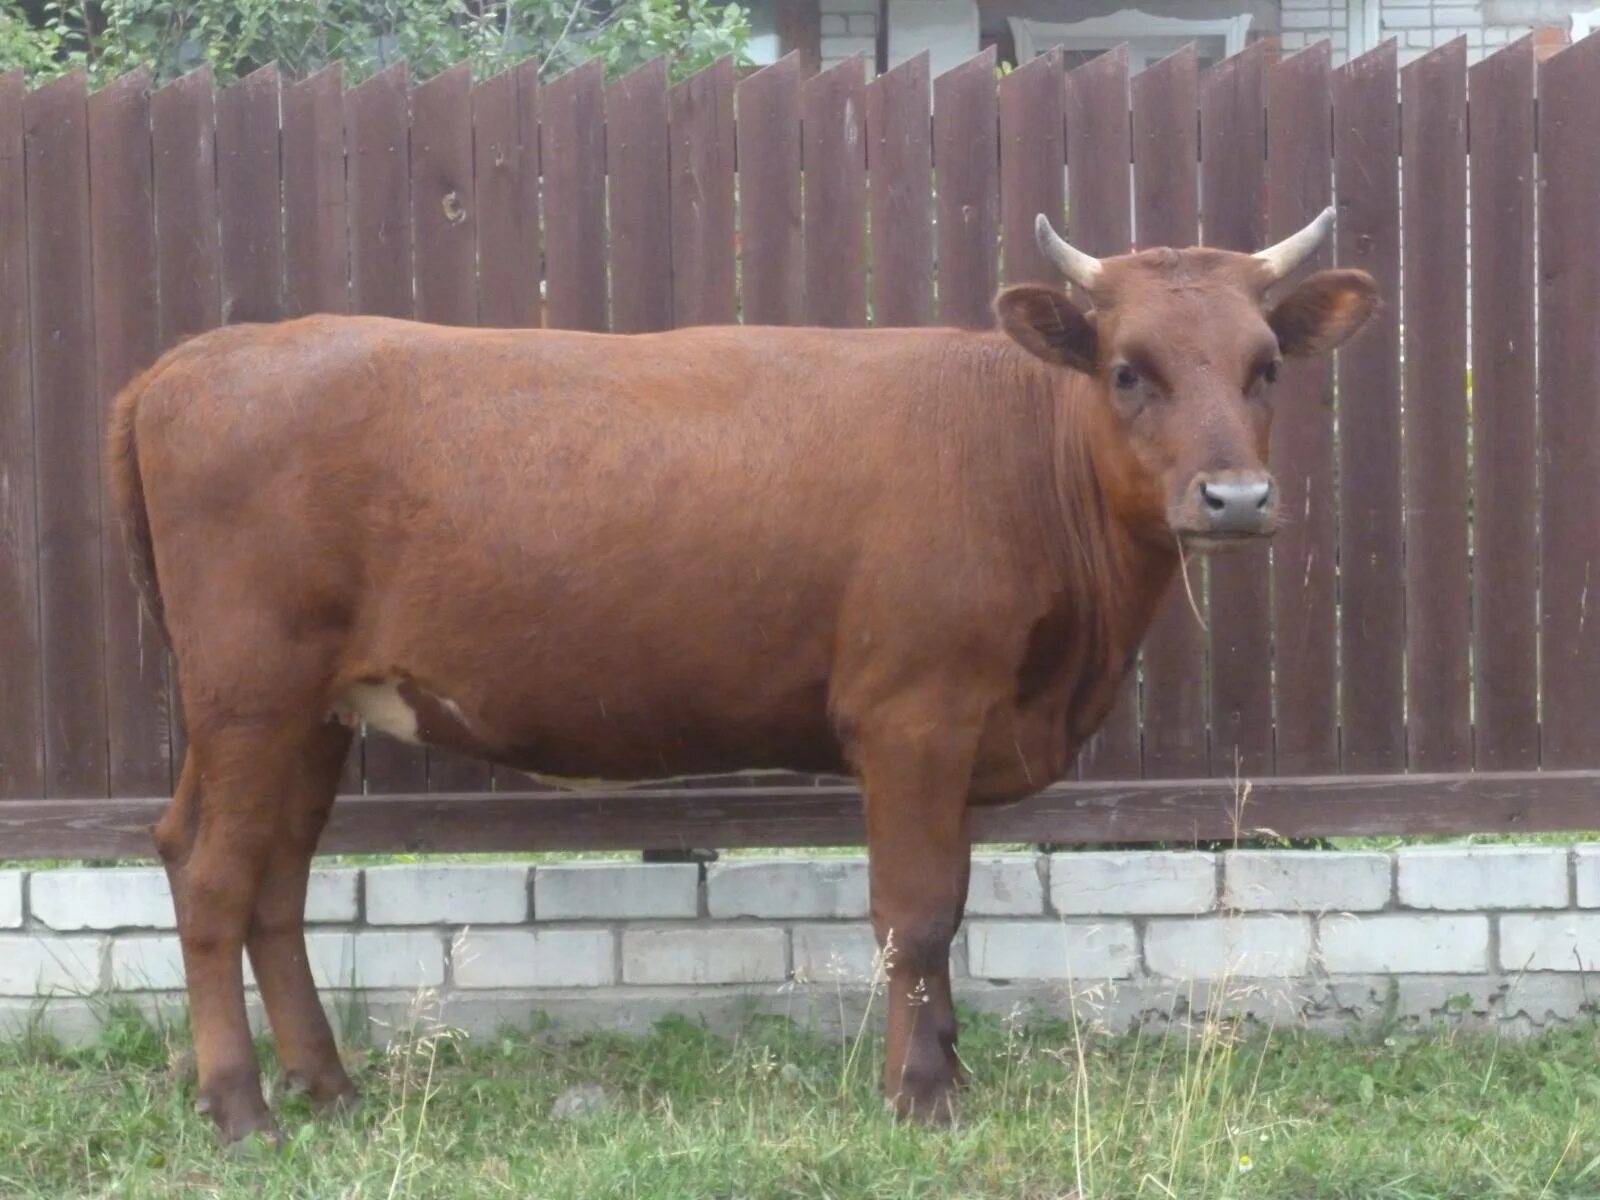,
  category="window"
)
[1573,6,1600,38]
[1007,10,1253,75]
